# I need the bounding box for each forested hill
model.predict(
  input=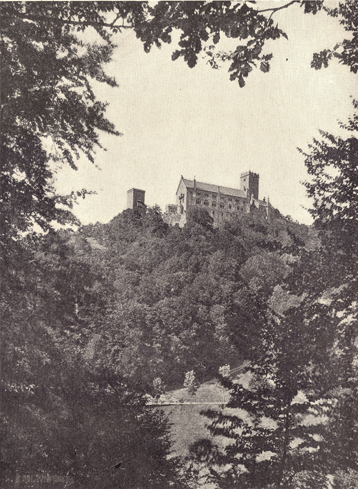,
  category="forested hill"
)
[75,205,319,393]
